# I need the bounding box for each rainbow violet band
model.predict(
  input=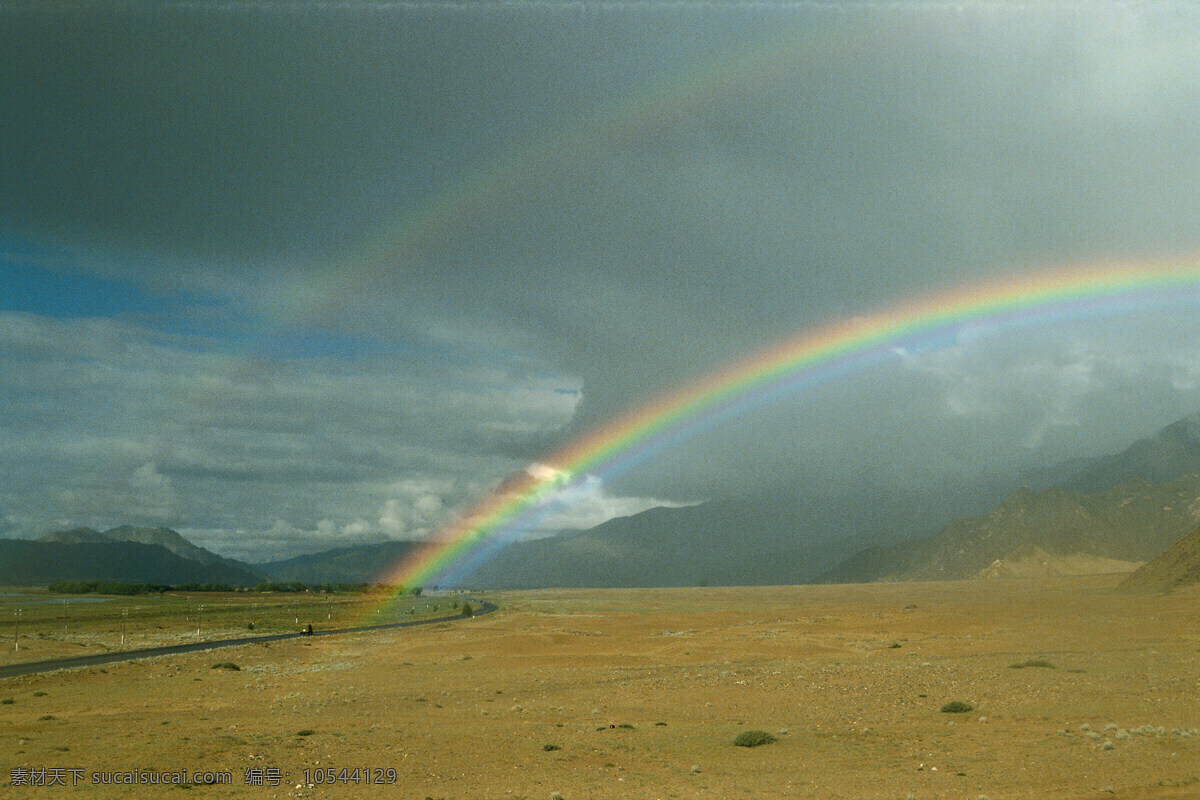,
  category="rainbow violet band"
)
[371,257,1200,599]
